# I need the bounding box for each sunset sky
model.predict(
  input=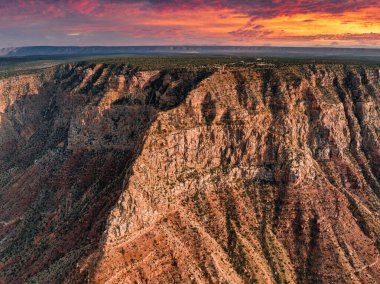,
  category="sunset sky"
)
[0,0,379,48]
